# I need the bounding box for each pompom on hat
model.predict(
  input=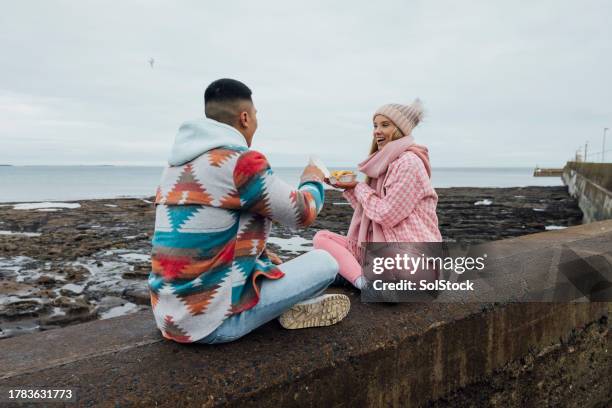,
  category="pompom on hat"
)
[373,99,424,136]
